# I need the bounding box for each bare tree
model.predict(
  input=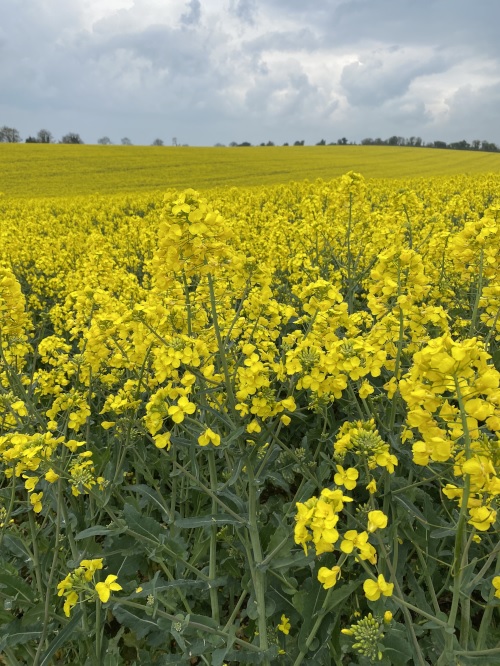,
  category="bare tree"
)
[61,133,84,144]
[37,129,53,143]
[121,137,132,145]
[97,136,112,145]
[0,126,21,142]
